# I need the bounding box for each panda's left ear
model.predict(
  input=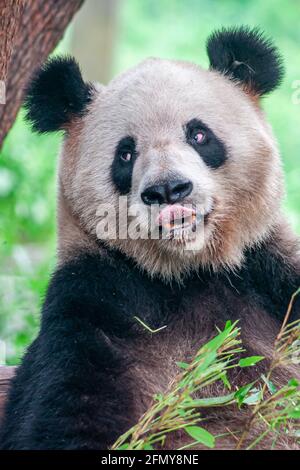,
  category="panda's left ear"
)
[206,26,284,96]
[24,56,94,133]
